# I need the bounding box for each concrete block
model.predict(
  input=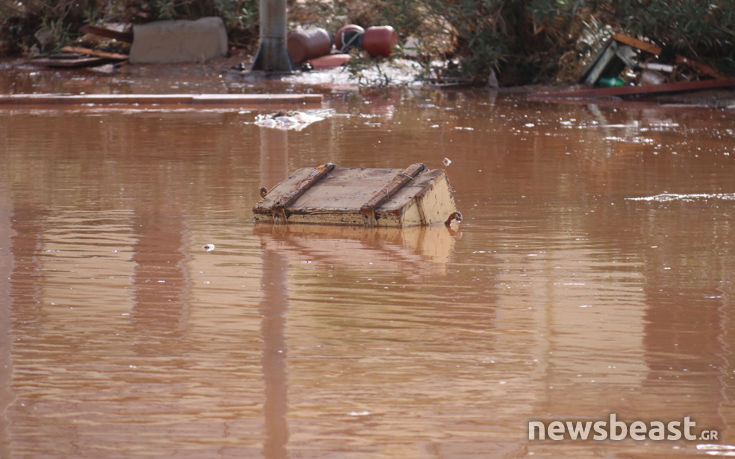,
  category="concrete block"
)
[129,17,228,64]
